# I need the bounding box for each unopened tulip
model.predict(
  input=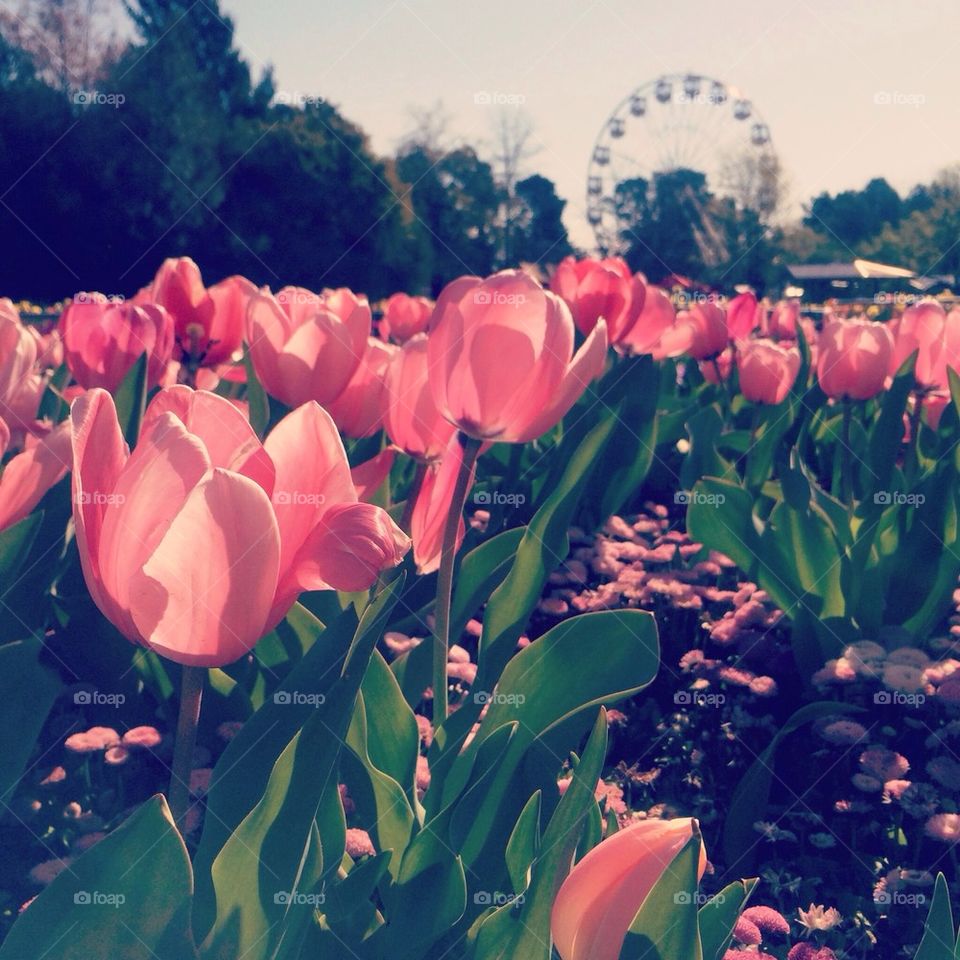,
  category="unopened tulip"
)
[699,347,733,384]
[620,285,676,356]
[428,270,607,443]
[764,299,800,339]
[380,292,433,343]
[247,285,370,407]
[70,387,408,665]
[60,295,173,392]
[551,817,707,960]
[889,300,960,390]
[0,300,43,432]
[738,339,801,404]
[549,256,644,346]
[726,291,761,340]
[145,257,255,367]
[325,338,396,438]
[384,335,456,461]
[0,420,71,532]
[654,301,727,360]
[817,318,893,400]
